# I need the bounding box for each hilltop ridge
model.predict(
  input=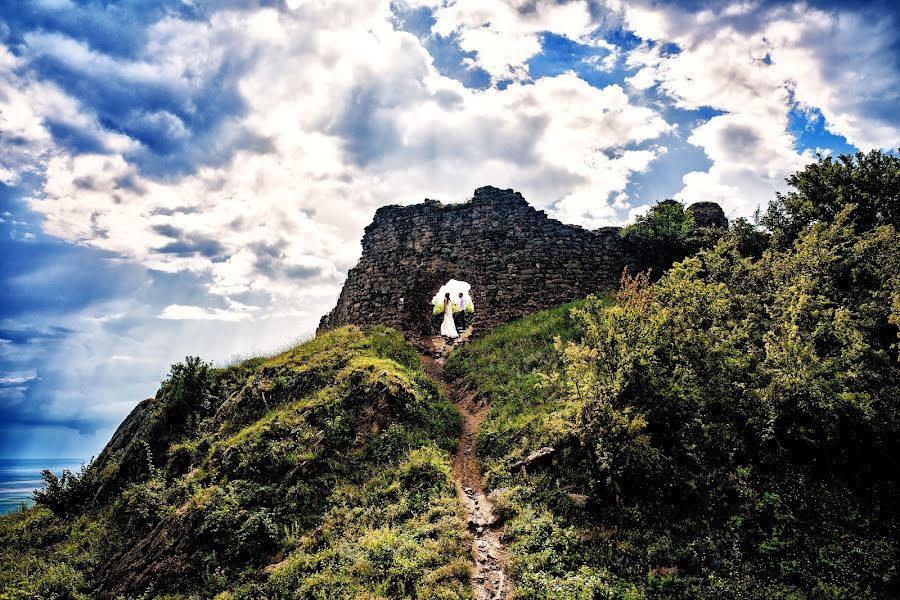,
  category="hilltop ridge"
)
[319,185,725,337]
